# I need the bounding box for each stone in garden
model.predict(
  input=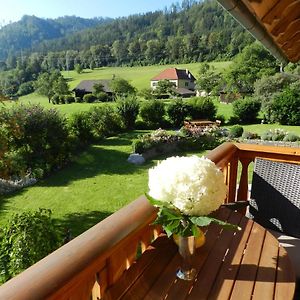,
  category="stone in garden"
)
[127,153,145,165]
